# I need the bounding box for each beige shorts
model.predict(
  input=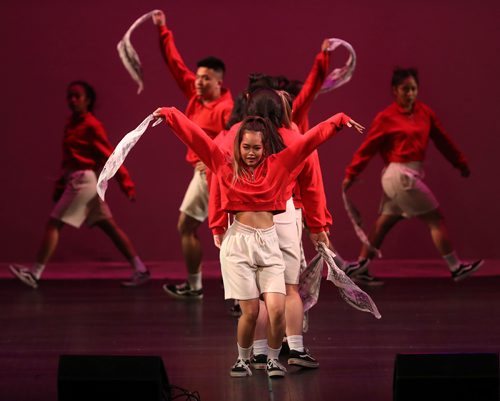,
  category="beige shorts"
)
[50,170,112,228]
[220,220,286,300]
[380,162,439,218]
[274,198,303,285]
[179,169,208,222]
